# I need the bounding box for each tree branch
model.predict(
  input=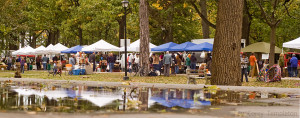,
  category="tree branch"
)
[253,0,272,26]
[189,0,216,29]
